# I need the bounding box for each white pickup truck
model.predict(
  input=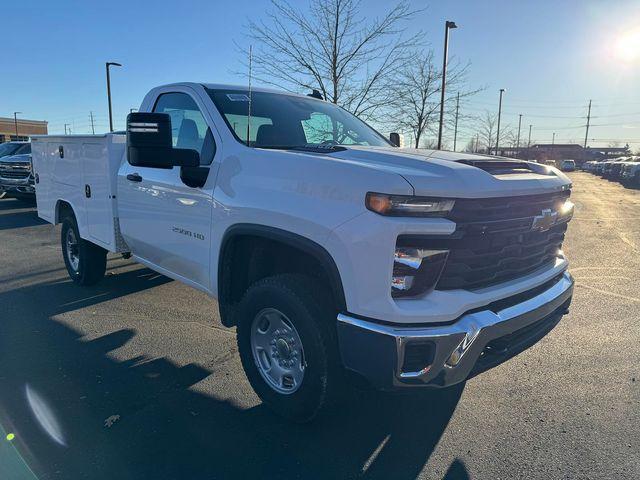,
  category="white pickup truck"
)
[32,83,574,422]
